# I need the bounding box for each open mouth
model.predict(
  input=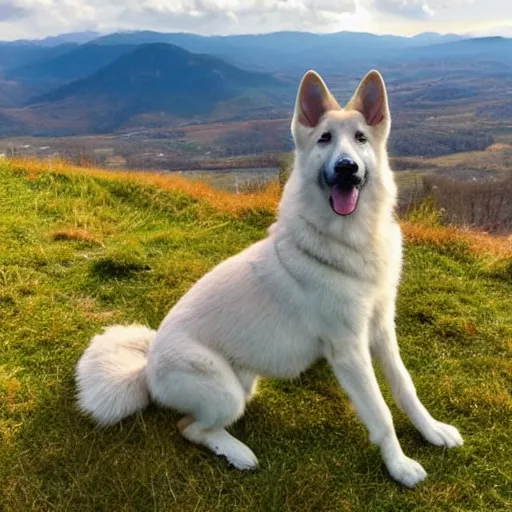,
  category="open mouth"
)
[329,184,361,216]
